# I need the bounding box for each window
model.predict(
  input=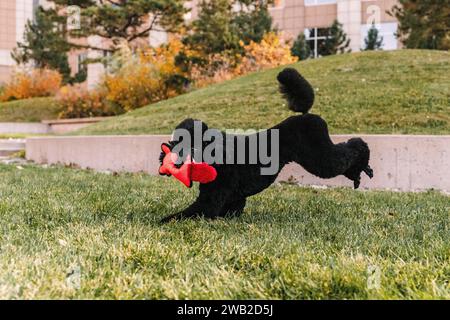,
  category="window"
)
[78,53,87,74]
[103,50,113,73]
[304,0,336,6]
[183,0,194,21]
[361,22,398,50]
[304,27,331,58]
